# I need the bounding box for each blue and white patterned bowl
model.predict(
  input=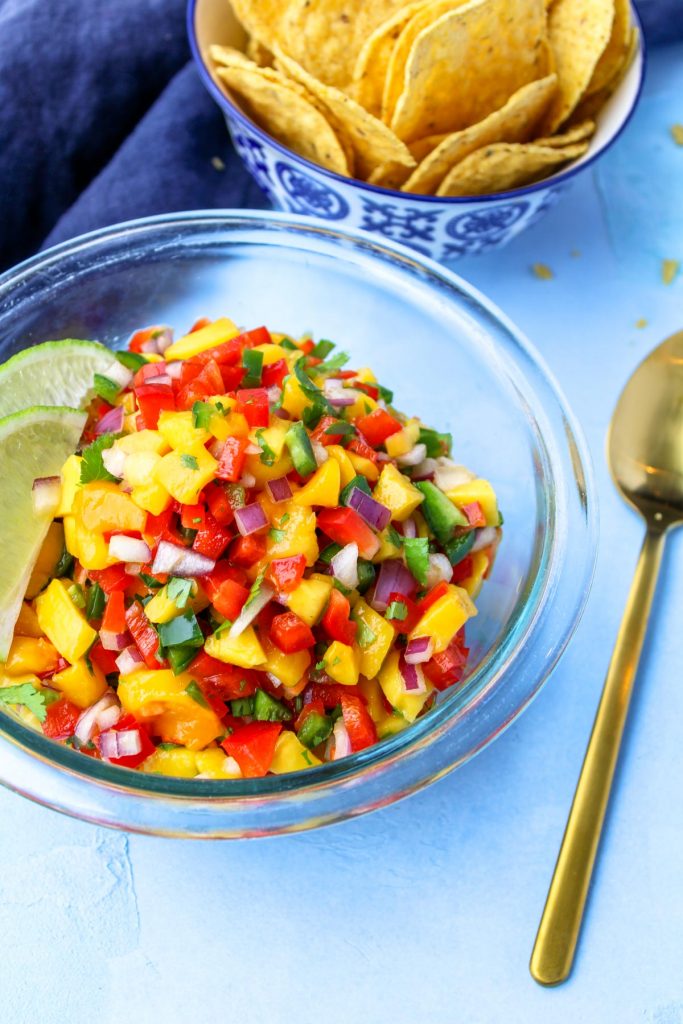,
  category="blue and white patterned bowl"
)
[188,0,645,262]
